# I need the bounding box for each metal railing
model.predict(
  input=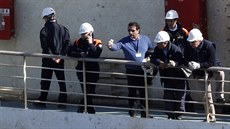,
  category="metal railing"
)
[0,50,229,123]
